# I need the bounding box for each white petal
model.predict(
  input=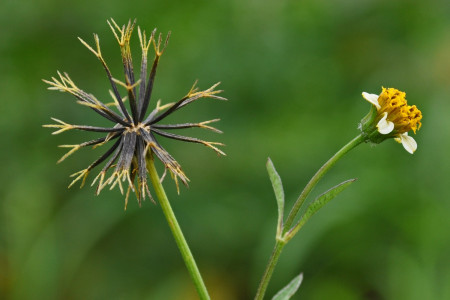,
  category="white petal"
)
[377,112,394,134]
[399,133,417,154]
[362,92,381,110]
